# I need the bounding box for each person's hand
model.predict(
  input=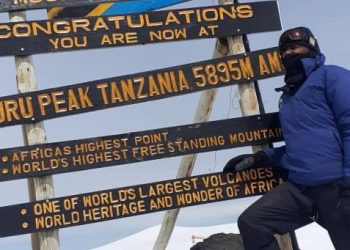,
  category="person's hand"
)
[336,184,350,217]
[223,151,270,173]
